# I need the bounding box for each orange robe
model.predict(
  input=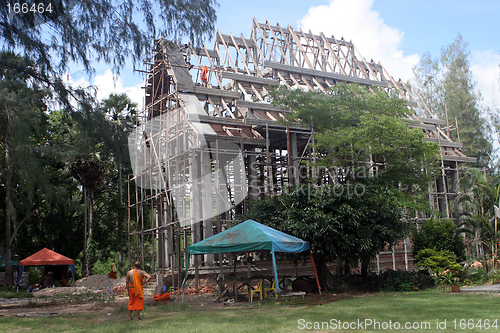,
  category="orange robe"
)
[153,284,170,302]
[201,65,208,82]
[128,269,144,310]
